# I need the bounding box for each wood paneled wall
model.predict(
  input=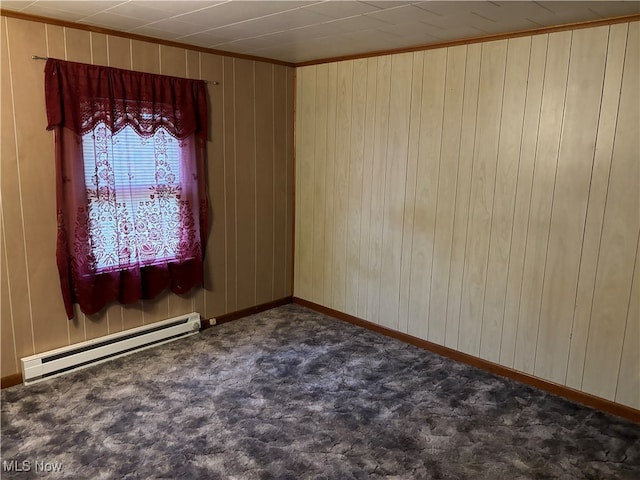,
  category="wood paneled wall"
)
[0,16,294,378]
[295,22,639,408]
